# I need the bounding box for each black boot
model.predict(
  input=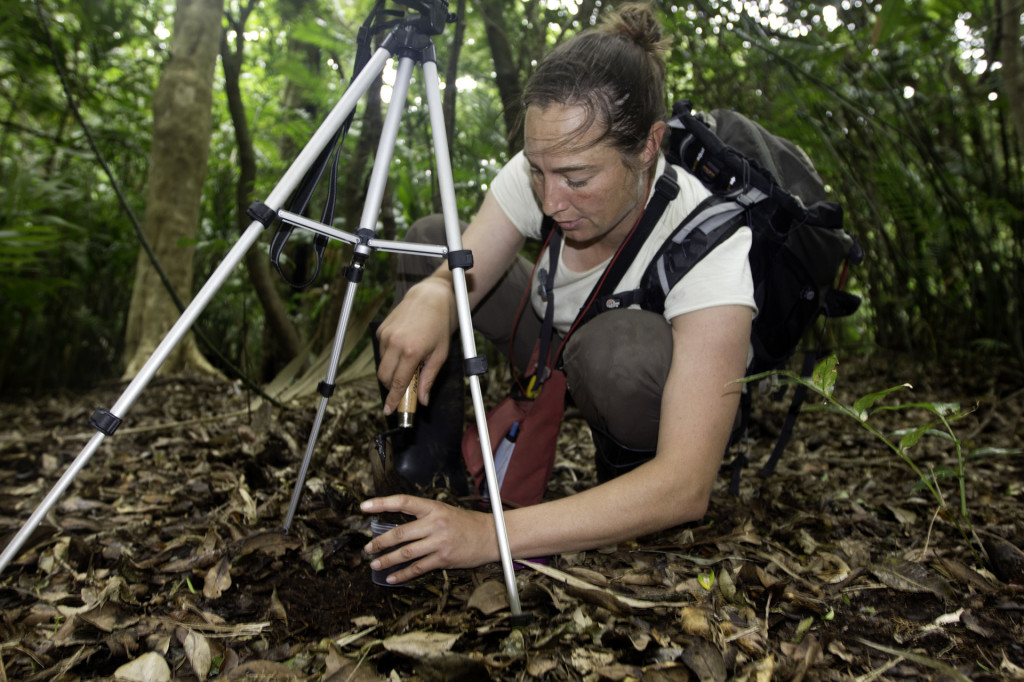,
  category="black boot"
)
[371,323,469,496]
